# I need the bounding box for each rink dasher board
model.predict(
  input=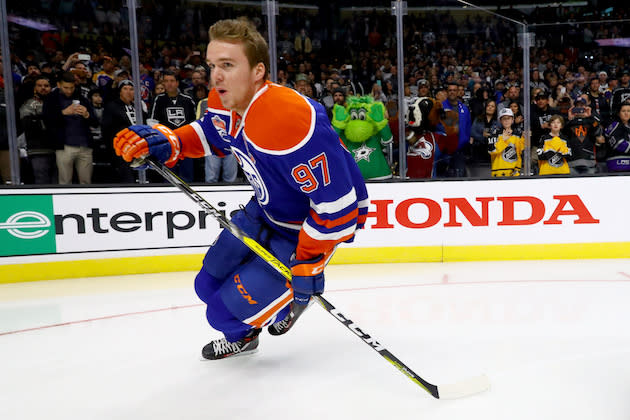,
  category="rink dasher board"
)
[1,176,629,282]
